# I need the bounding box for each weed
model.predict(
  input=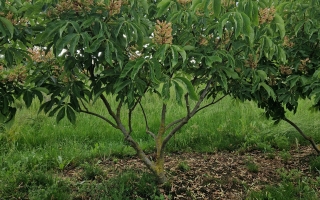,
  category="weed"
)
[279,150,292,163]
[80,162,105,180]
[178,161,190,172]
